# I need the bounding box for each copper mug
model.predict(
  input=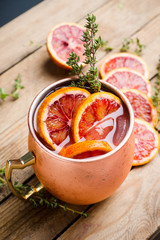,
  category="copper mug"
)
[5,78,135,205]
